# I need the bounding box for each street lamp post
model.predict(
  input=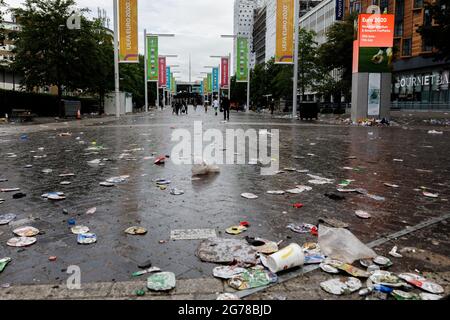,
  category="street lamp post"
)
[210,54,231,101]
[113,0,120,118]
[292,0,300,118]
[221,34,250,112]
[144,33,175,111]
